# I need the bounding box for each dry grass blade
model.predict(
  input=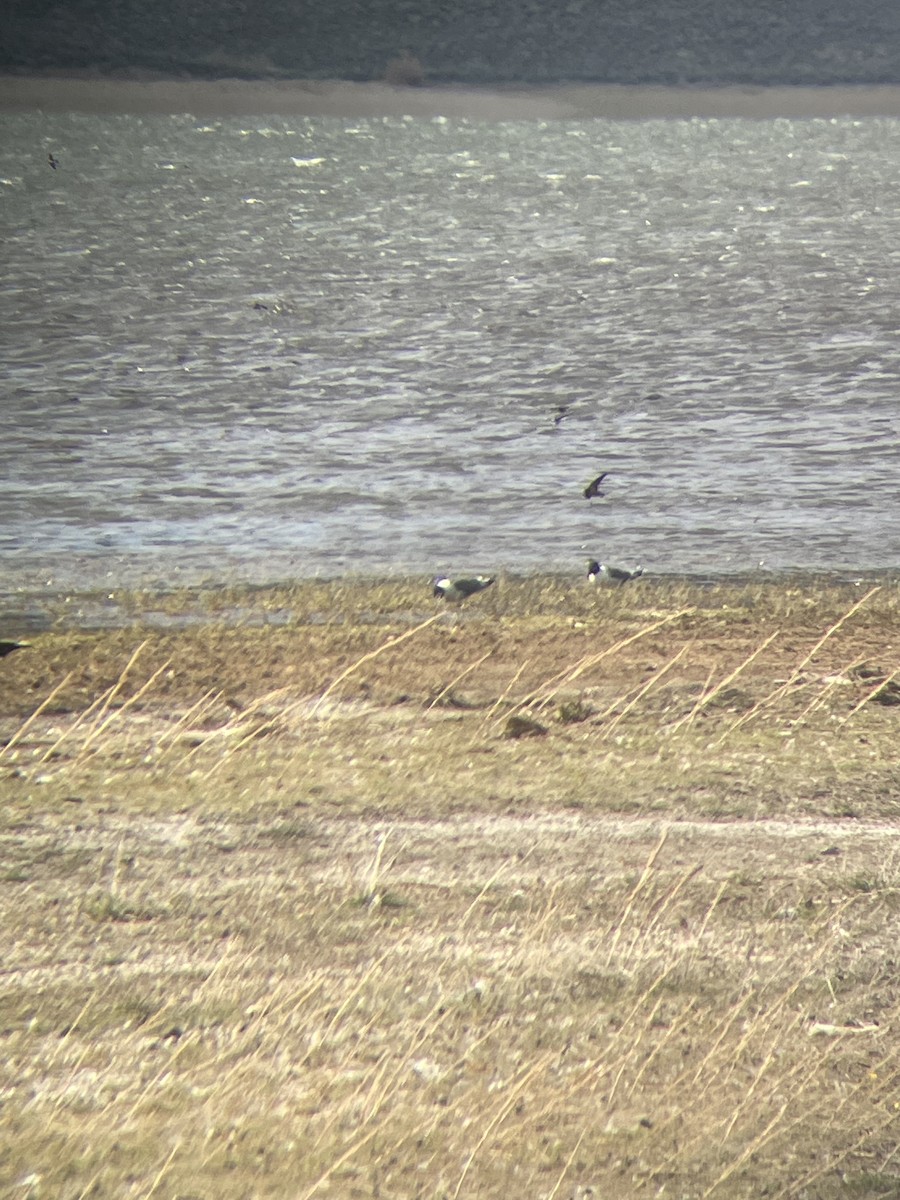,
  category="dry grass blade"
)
[141,1139,181,1200]
[623,862,703,962]
[792,585,882,672]
[426,648,494,711]
[619,994,700,1105]
[546,1129,586,1200]
[74,1173,102,1200]
[791,653,868,727]
[651,906,857,1183]
[841,662,900,724]
[308,614,441,717]
[359,828,392,904]
[72,657,172,764]
[38,678,124,764]
[474,657,531,736]
[668,629,779,733]
[598,642,691,738]
[494,610,693,729]
[37,640,152,765]
[451,1053,555,1200]
[199,685,298,776]
[459,854,522,928]
[85,637,149,724]
[298,952,393,1070]
[299,1126,382,1200]
[605,827,669,966]
[716,585,881,742]
[43,979,115,1073]
[359,999,457,1124]
[700,1096,793,1199]
[774,1080,900,1199]
[156,687,223,751]
[0,669,74,759]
